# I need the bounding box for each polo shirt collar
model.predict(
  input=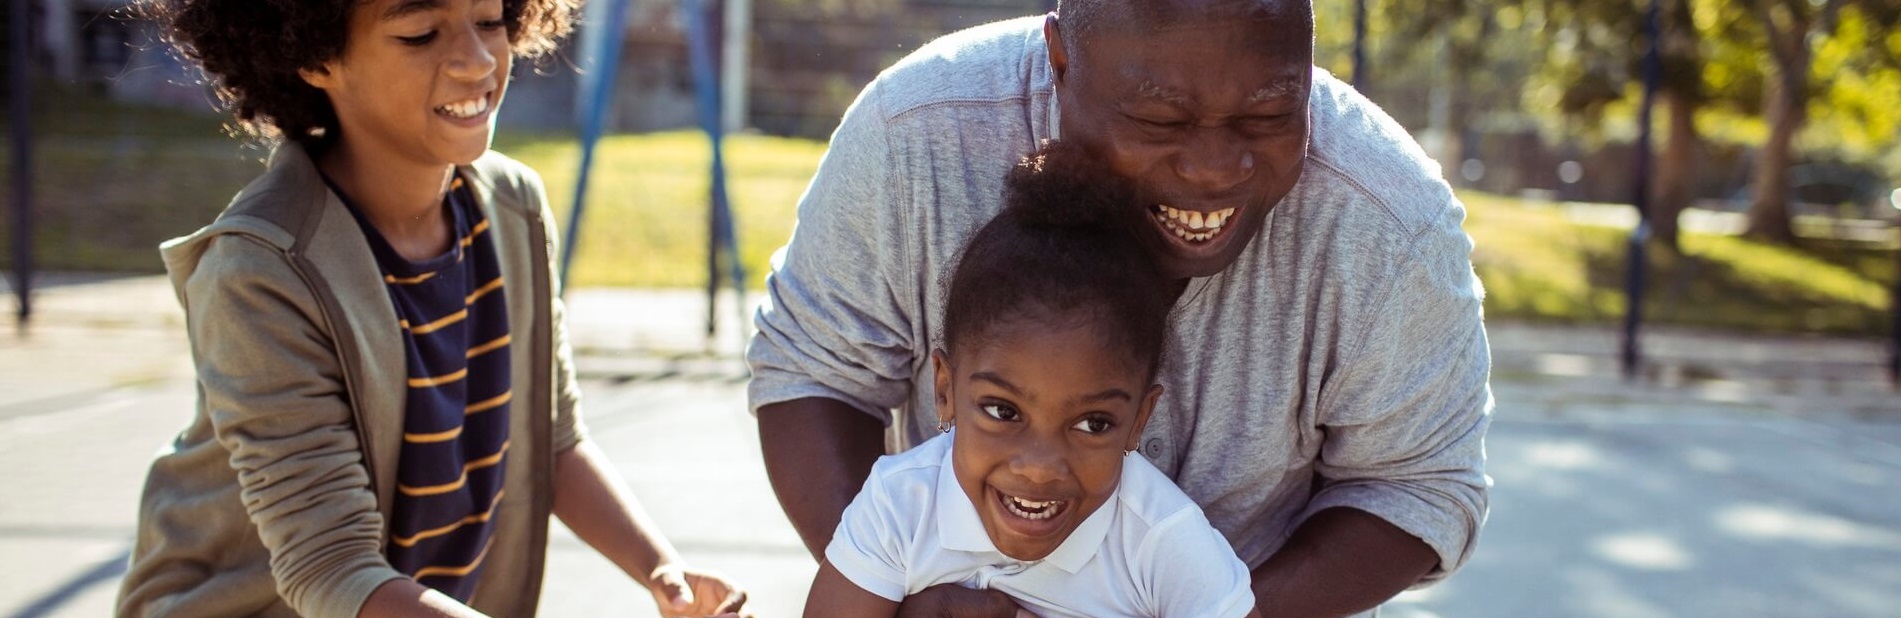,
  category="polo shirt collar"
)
[931,429,1117,573]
